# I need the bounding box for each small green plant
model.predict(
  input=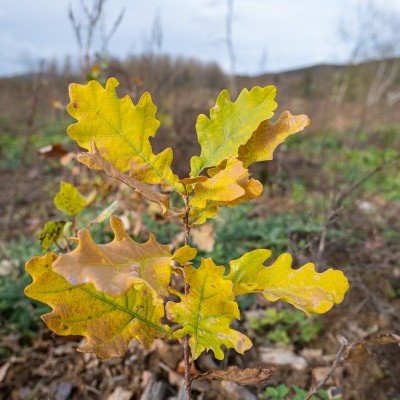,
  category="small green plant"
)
[24,78,349,399]
[263,384,330,400]
[249,308,321,347]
